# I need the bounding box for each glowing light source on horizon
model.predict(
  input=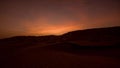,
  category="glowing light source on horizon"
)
[25,23,81,36]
